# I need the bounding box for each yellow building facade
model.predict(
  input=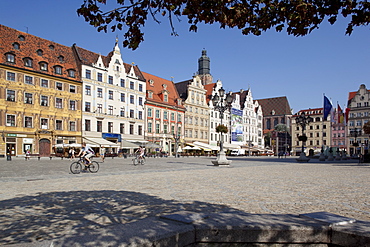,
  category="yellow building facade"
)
[0,25,82,157]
